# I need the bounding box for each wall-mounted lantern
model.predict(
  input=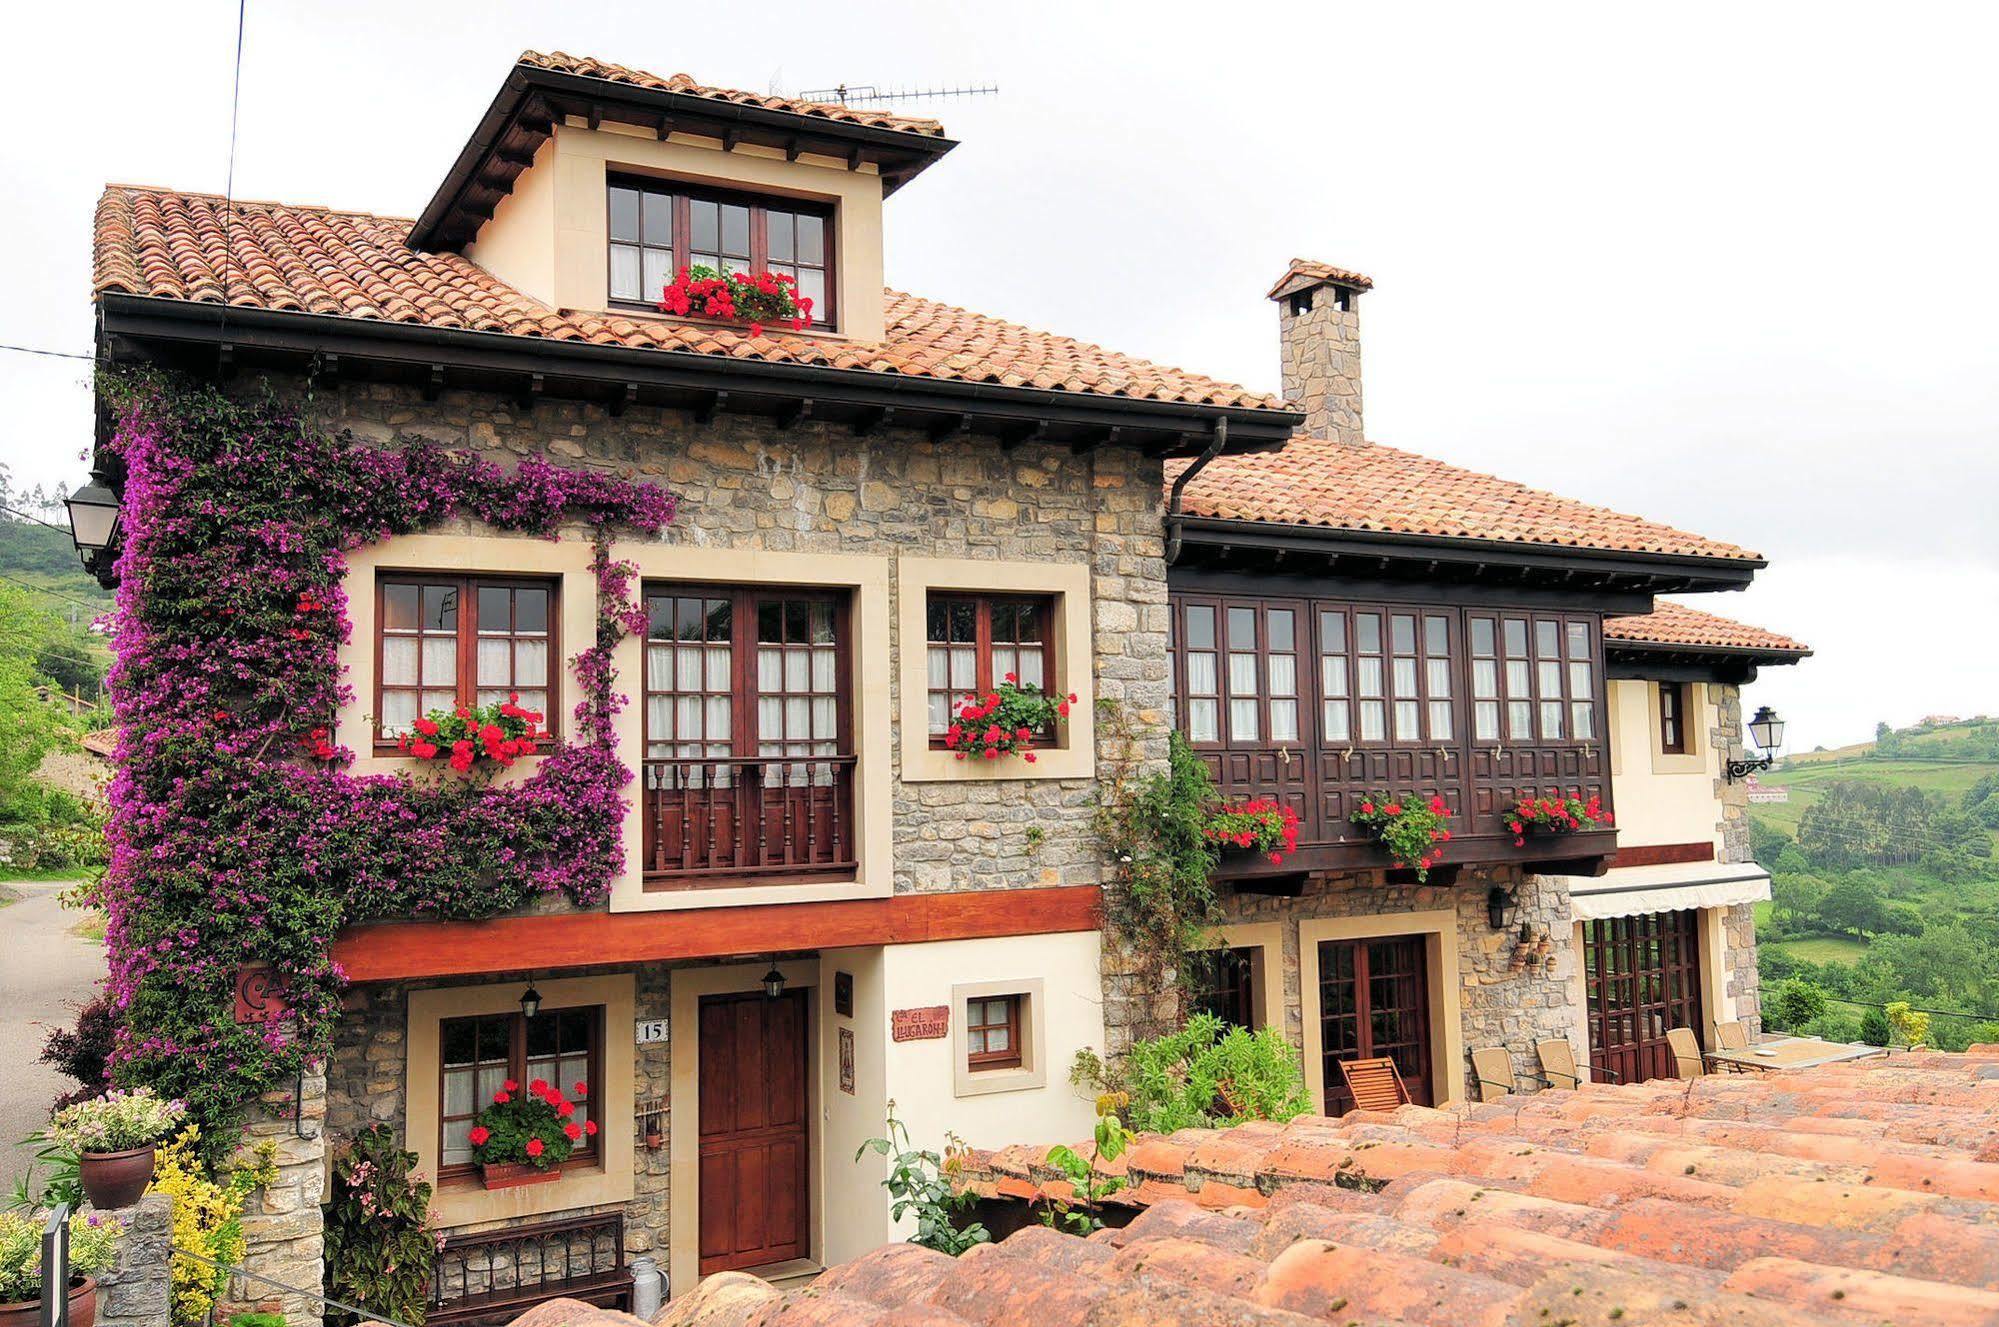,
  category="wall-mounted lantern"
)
[519,982,543,1020]
[1486,885,1518,931]
[762,964,787,1000]
[1726,706,1787,783]
[65,476,122,577]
